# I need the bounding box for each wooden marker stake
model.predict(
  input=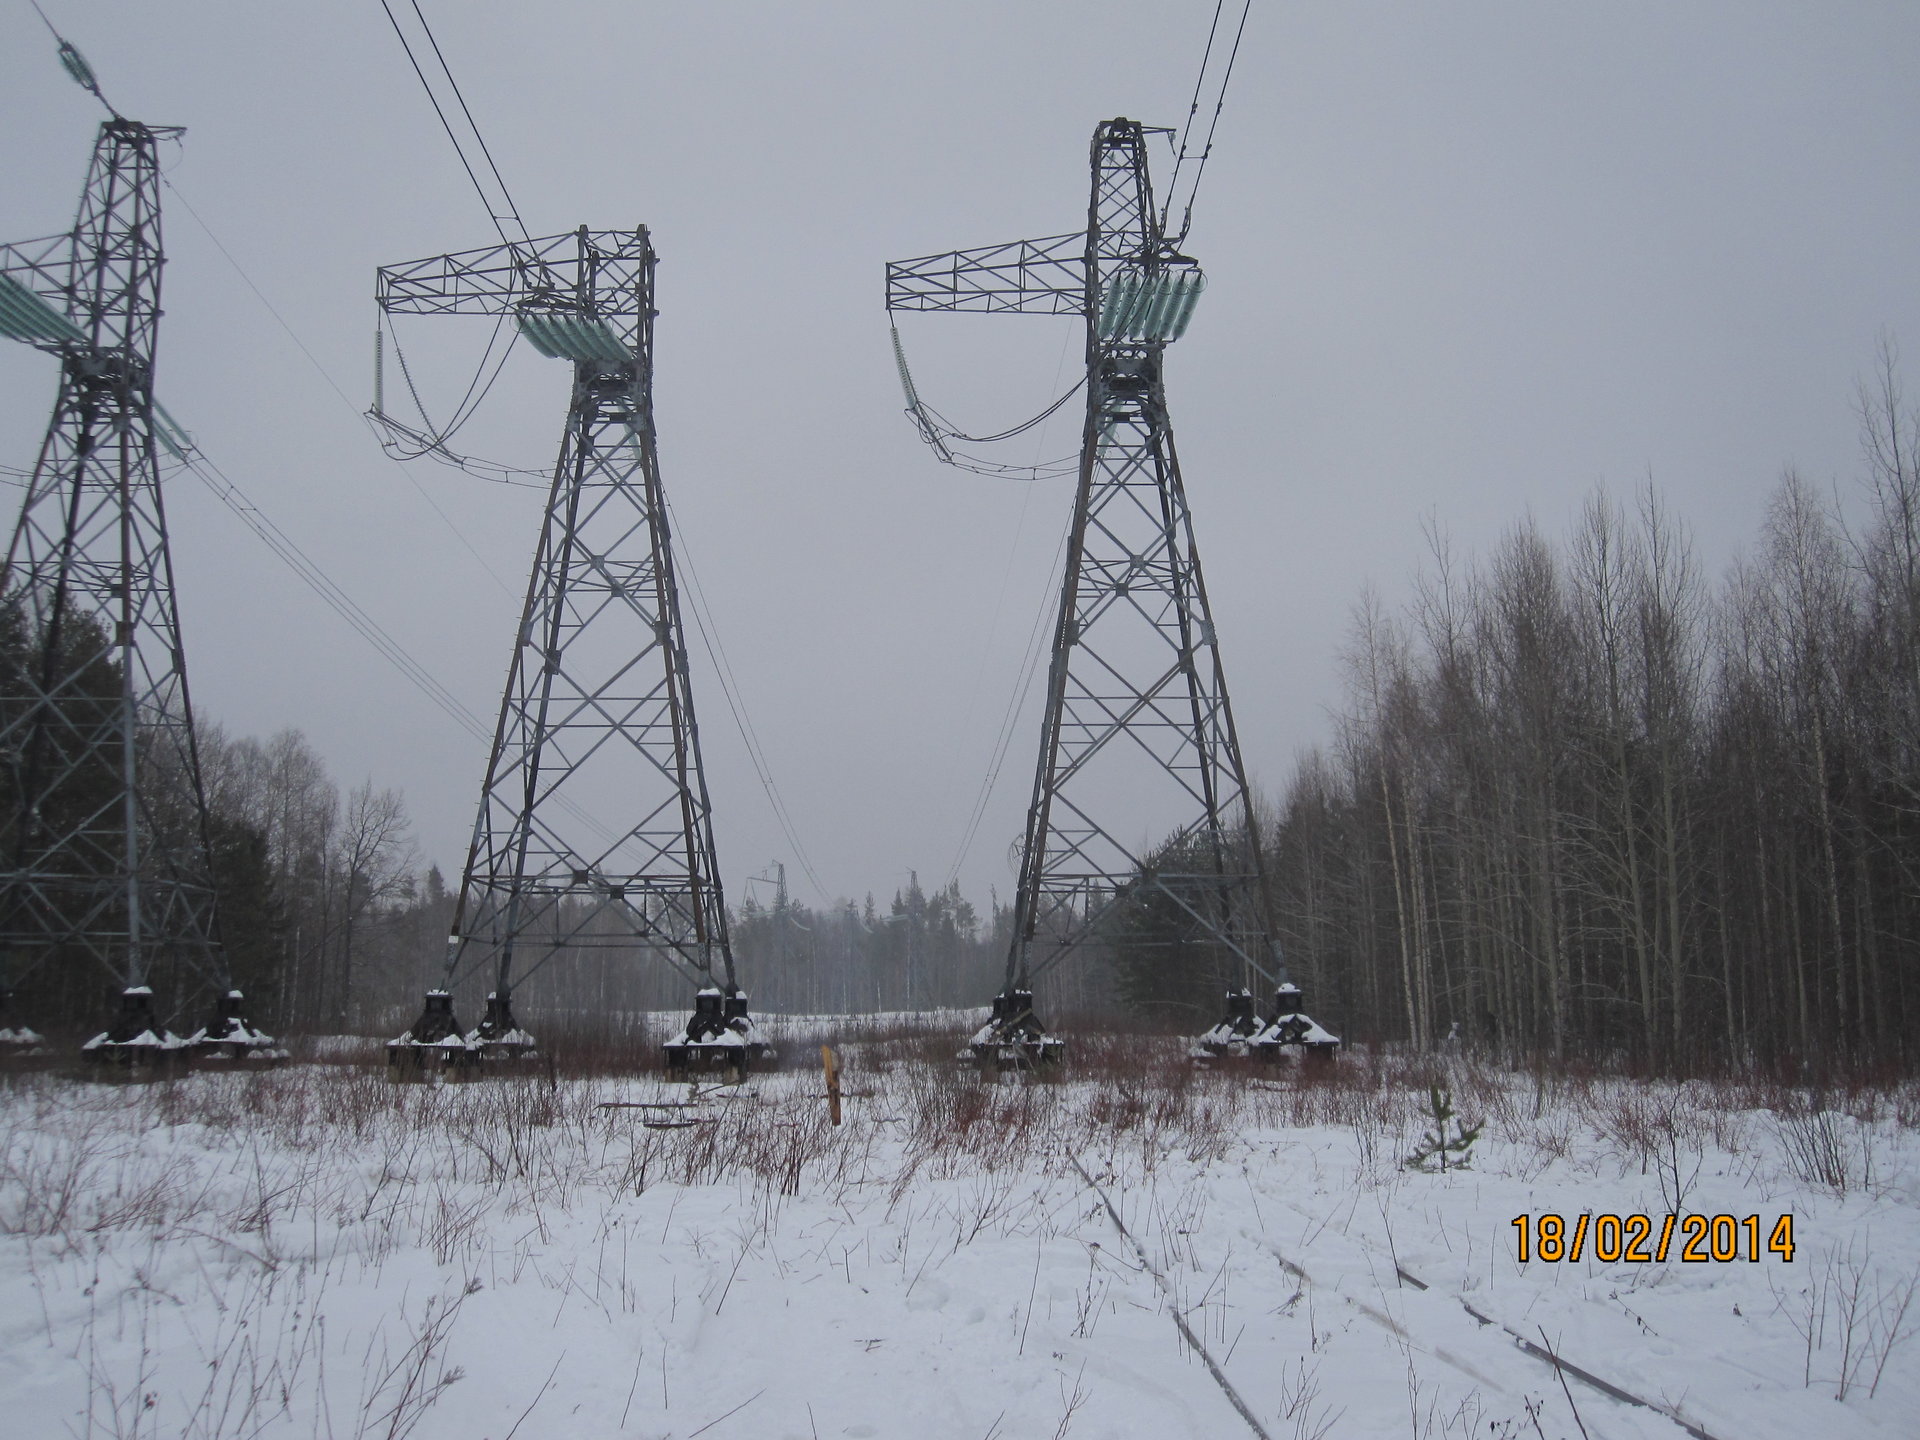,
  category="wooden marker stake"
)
[821,1045,842,1126]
